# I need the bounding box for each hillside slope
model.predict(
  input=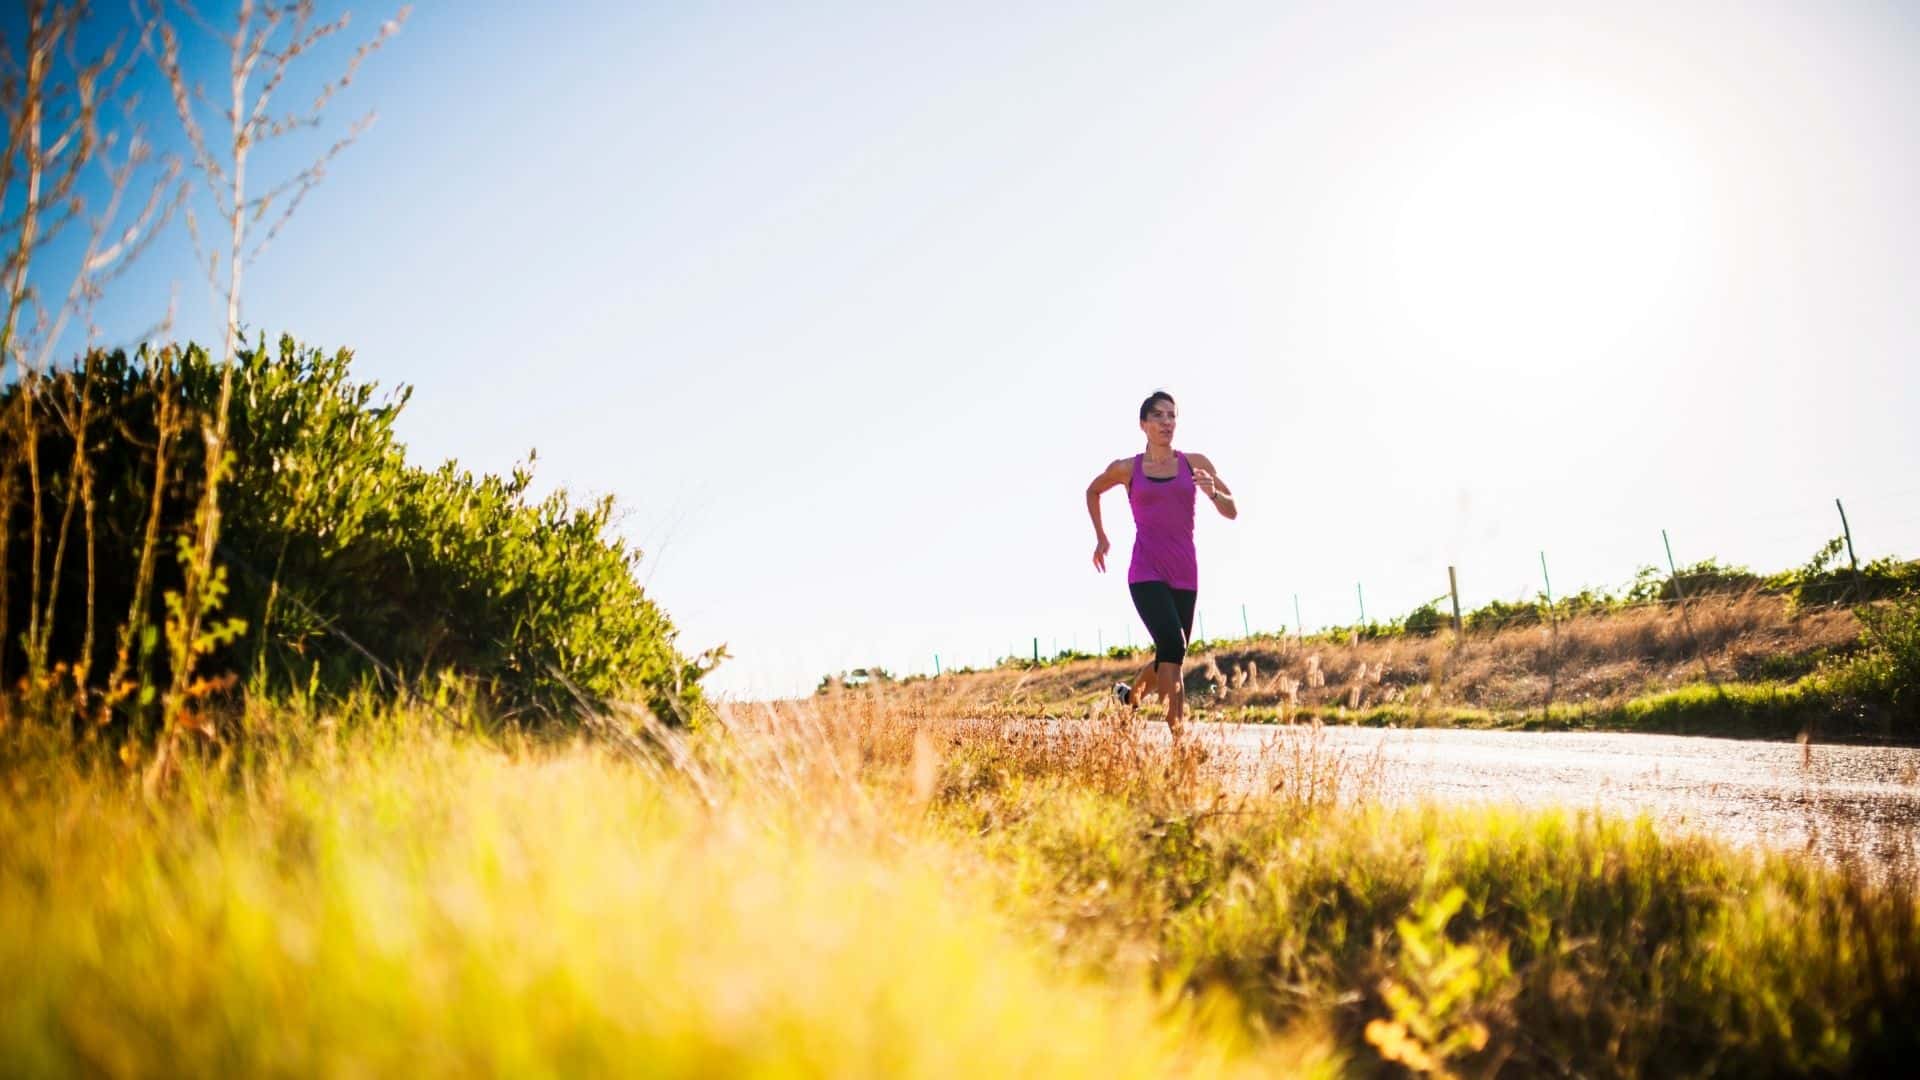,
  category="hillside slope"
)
[856,594,1910,742]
